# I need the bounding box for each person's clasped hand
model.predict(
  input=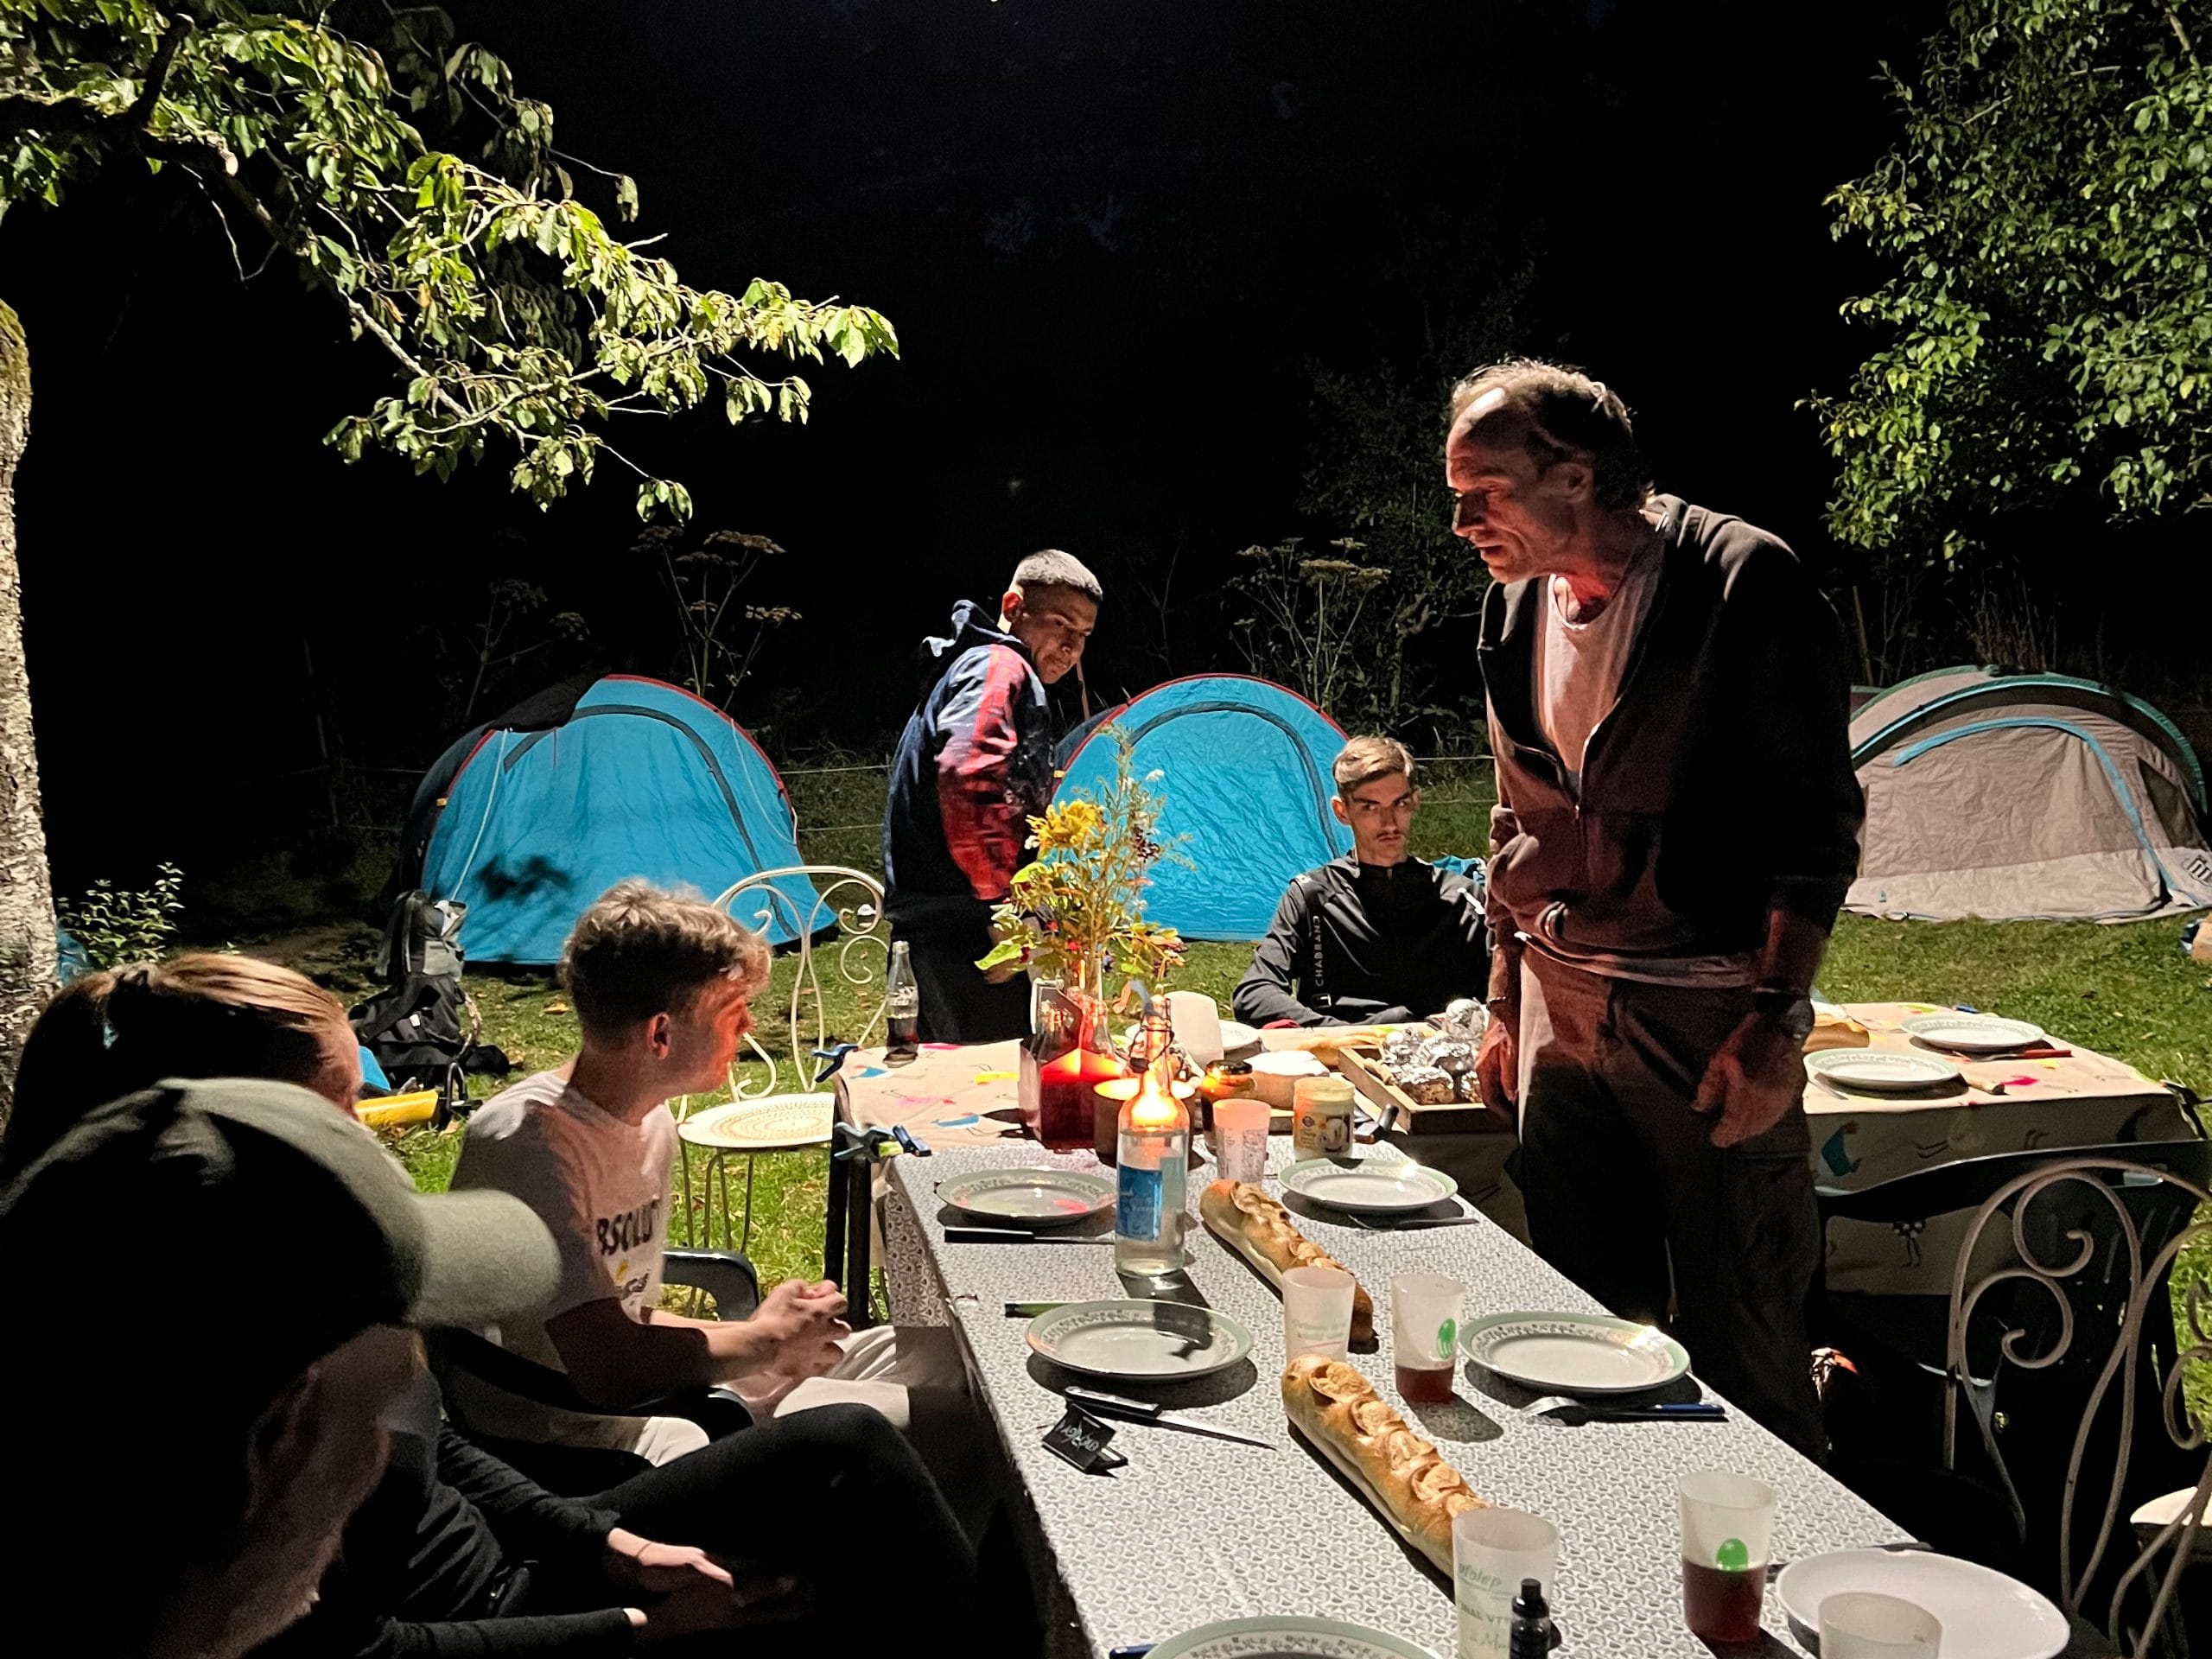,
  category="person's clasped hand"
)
[753,1277,850,1379]
[1691,1011,1803,1148]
